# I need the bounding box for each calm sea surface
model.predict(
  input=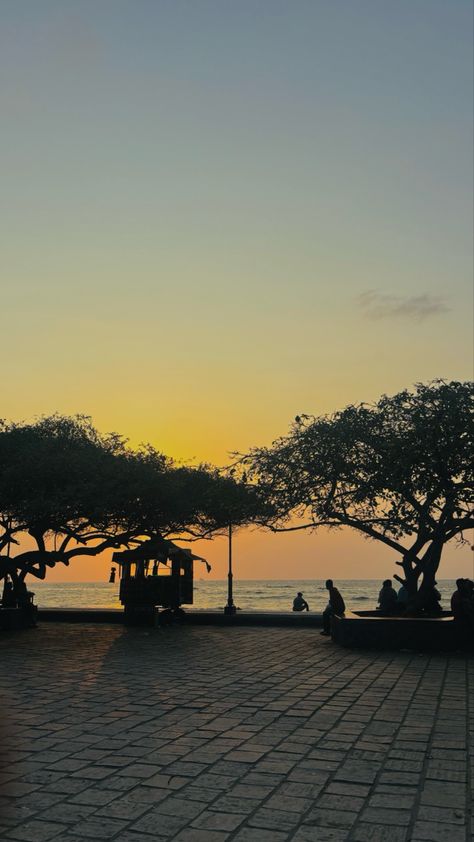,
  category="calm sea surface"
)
[29,579,457,613]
